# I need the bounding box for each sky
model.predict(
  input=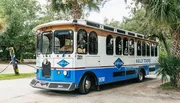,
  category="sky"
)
[39,0,131,23]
